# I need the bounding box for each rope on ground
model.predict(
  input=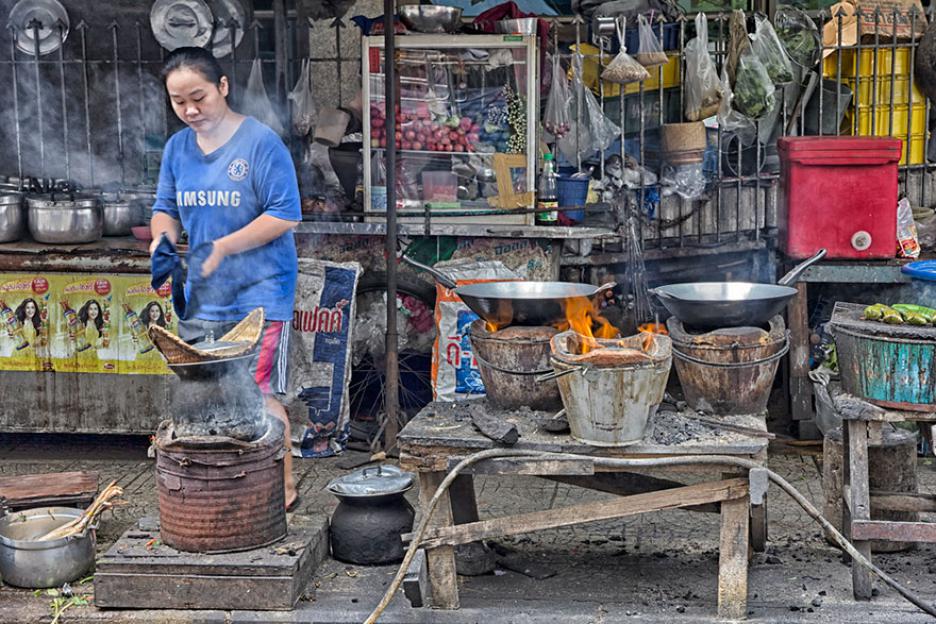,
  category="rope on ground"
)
[363,450,936,623]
